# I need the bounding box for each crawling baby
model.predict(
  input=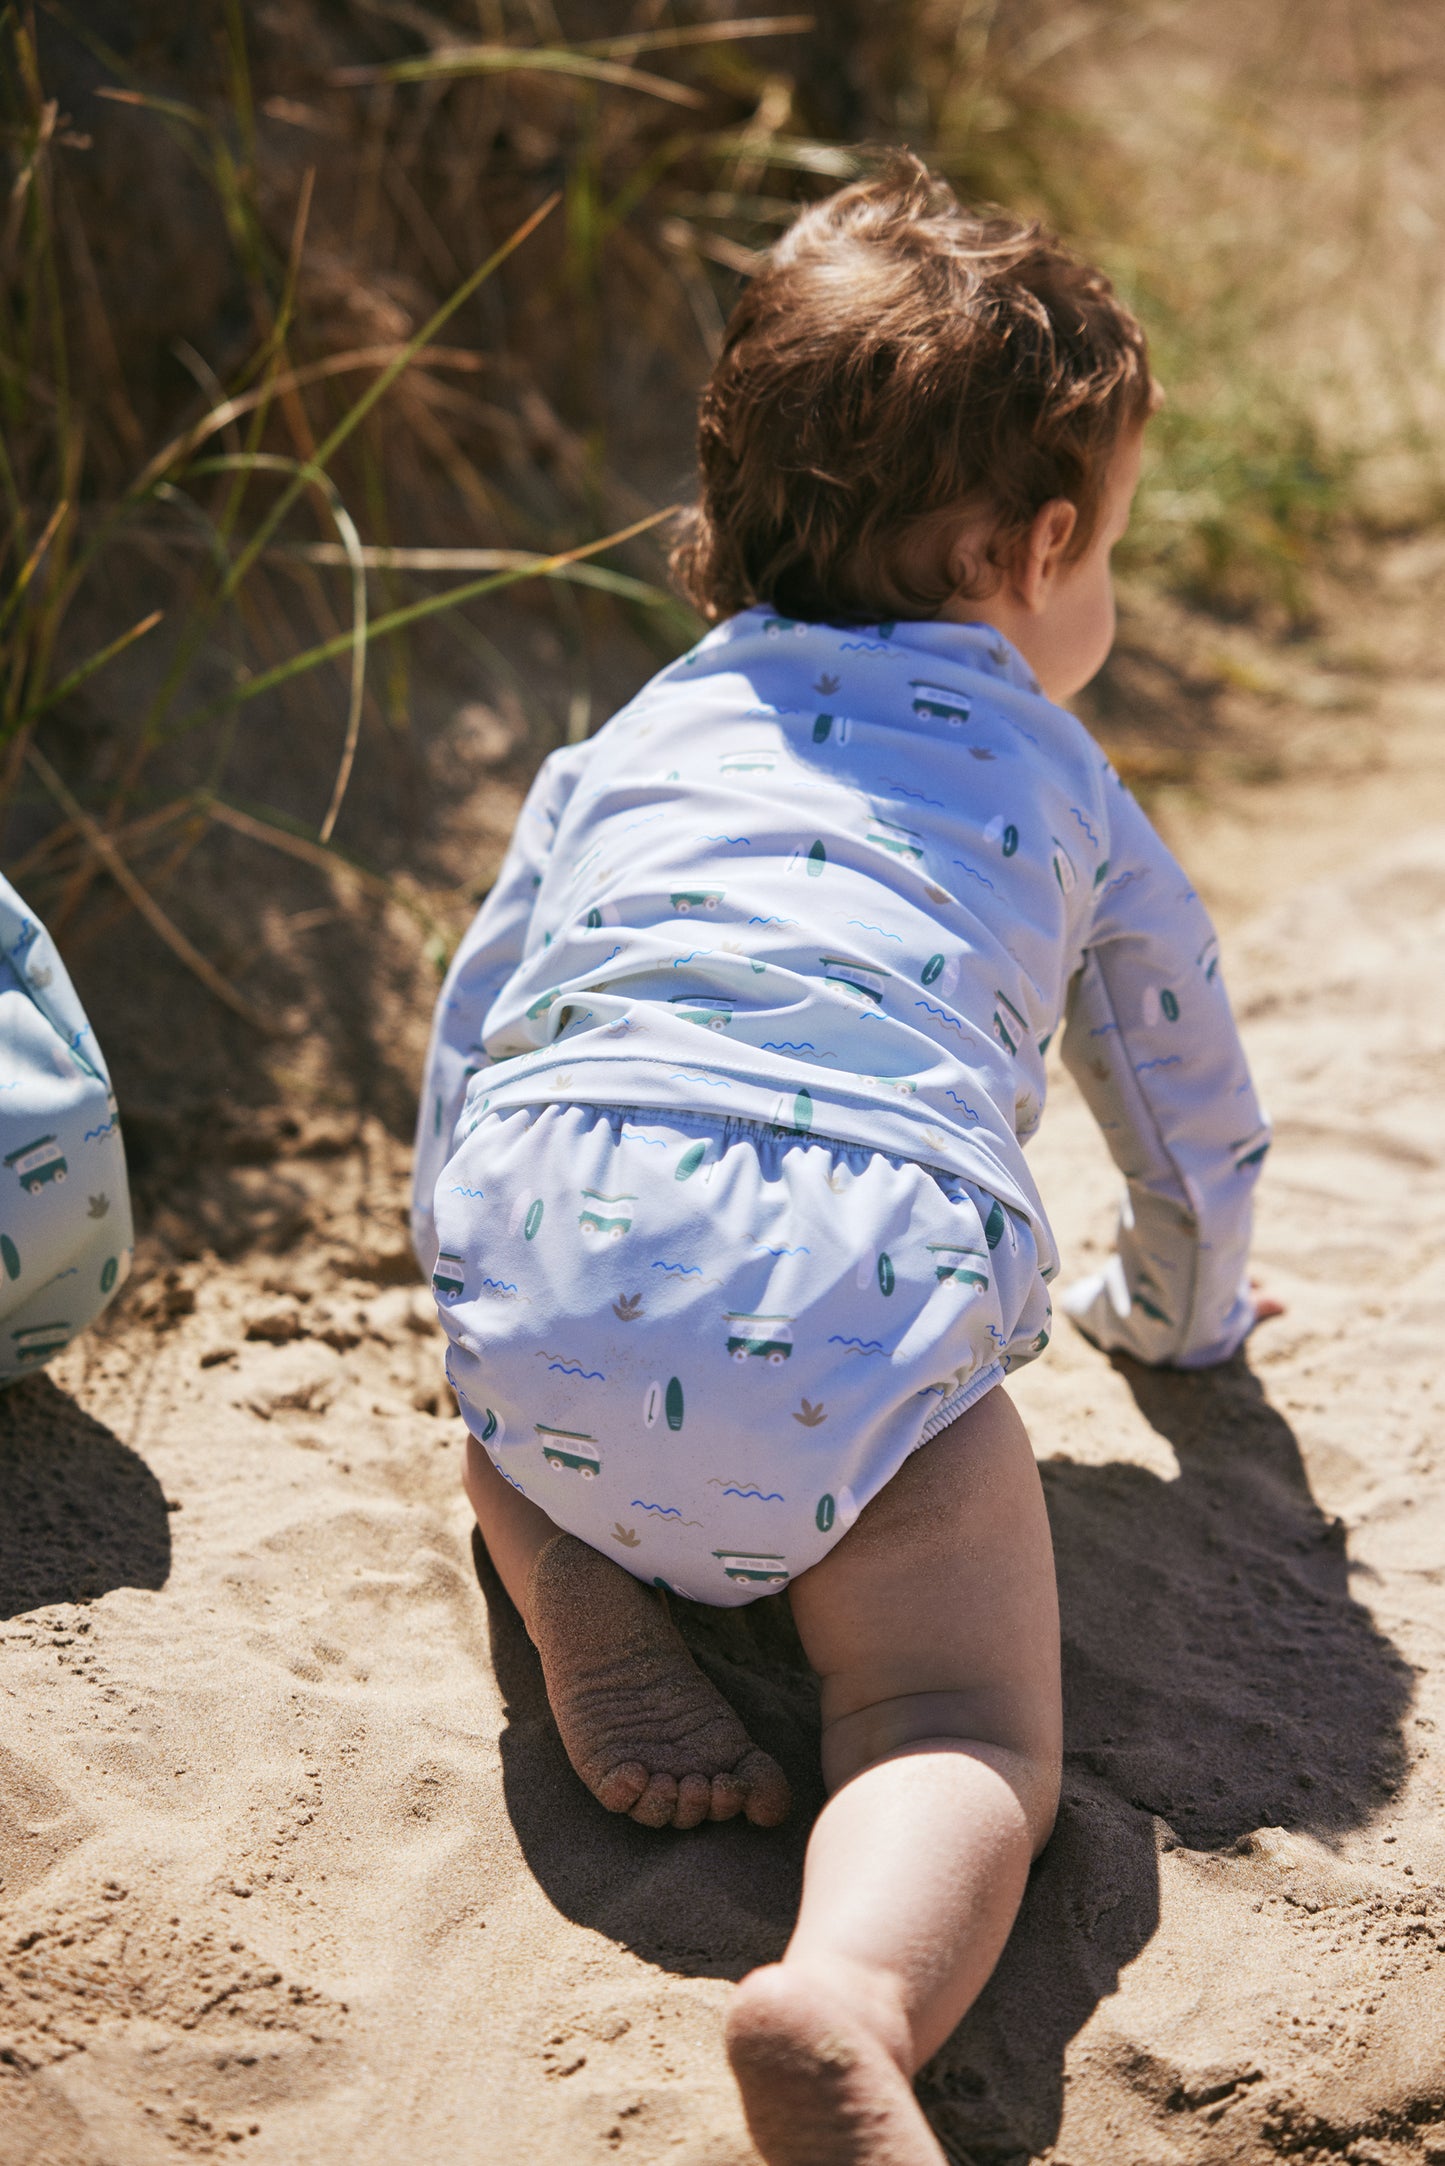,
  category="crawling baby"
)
[412,156,1270,2166]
